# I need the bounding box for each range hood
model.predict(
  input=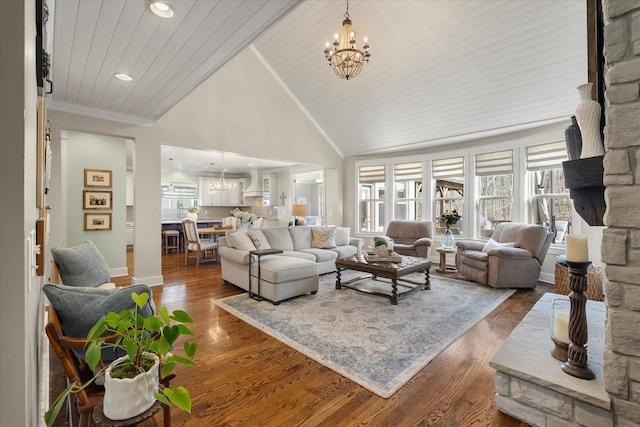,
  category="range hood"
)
[243,170,263,197]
